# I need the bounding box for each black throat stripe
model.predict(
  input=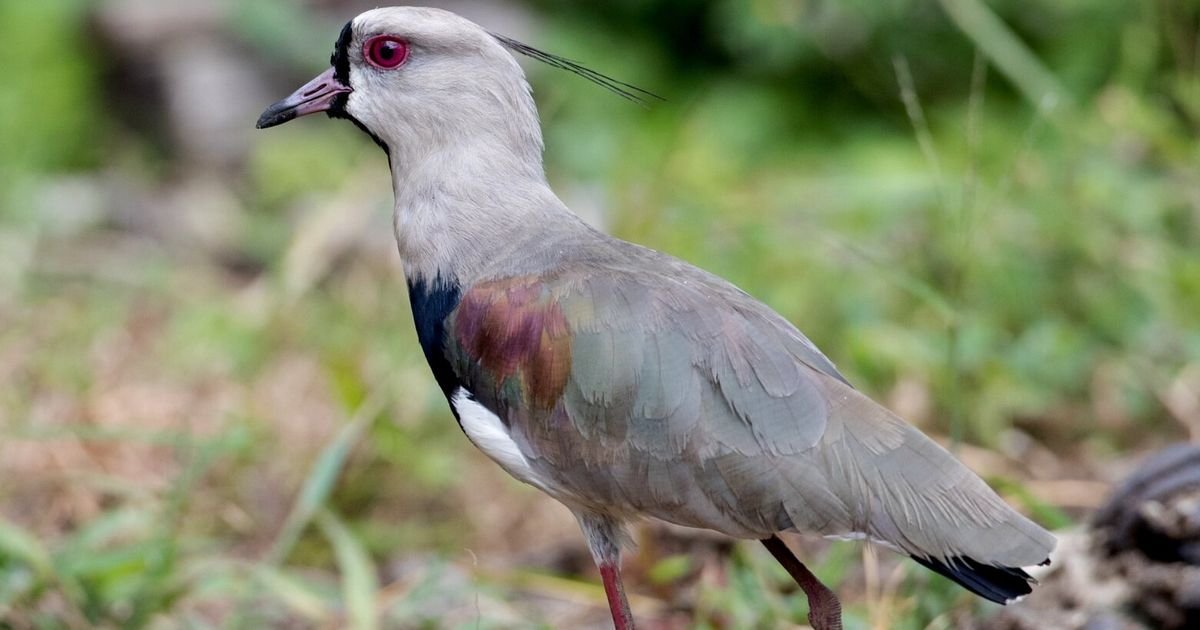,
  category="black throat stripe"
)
[407,276,465,404]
